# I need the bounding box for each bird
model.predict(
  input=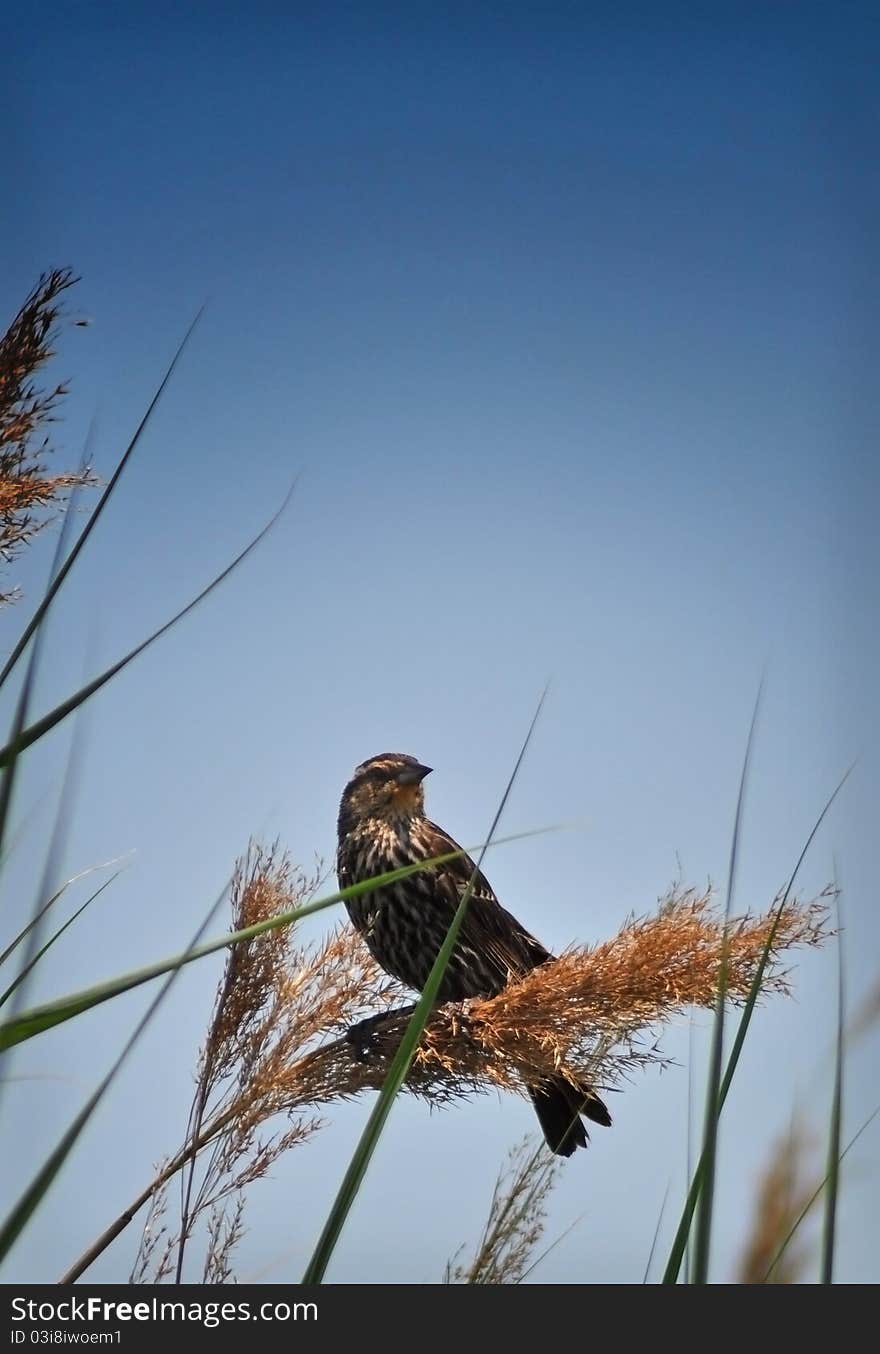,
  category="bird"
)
[336,751,611,1156]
